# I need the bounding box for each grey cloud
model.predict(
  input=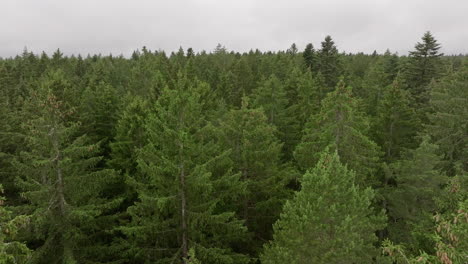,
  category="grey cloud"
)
[0,0,466,57]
